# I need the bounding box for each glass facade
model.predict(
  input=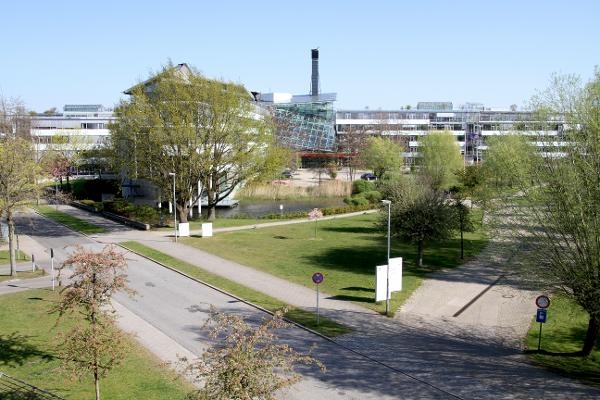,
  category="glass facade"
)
[270,100,337,152]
